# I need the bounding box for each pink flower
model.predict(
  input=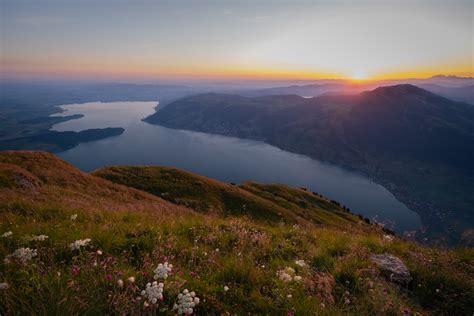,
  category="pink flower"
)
[106,274,113,281]
[71,265,80,276]
[287,313,293,316]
